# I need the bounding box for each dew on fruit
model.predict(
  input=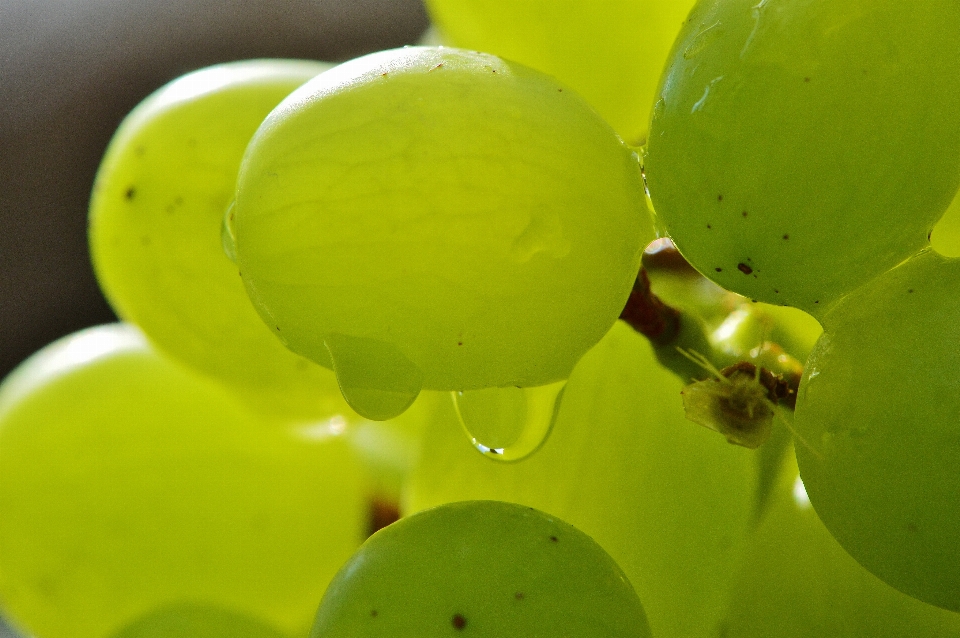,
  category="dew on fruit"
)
[453,380,566,462]
[324,334,423,421]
